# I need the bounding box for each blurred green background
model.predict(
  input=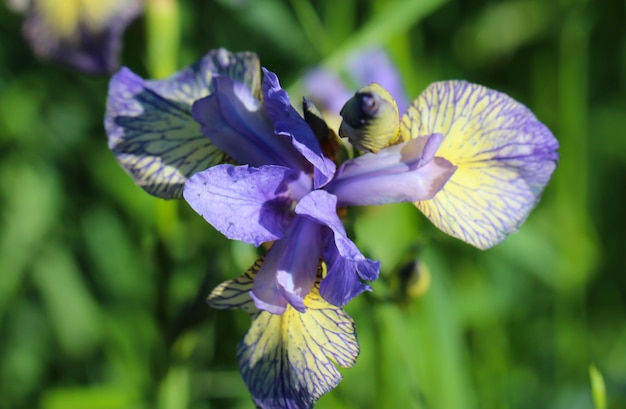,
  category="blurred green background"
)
[1,0,624,408]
